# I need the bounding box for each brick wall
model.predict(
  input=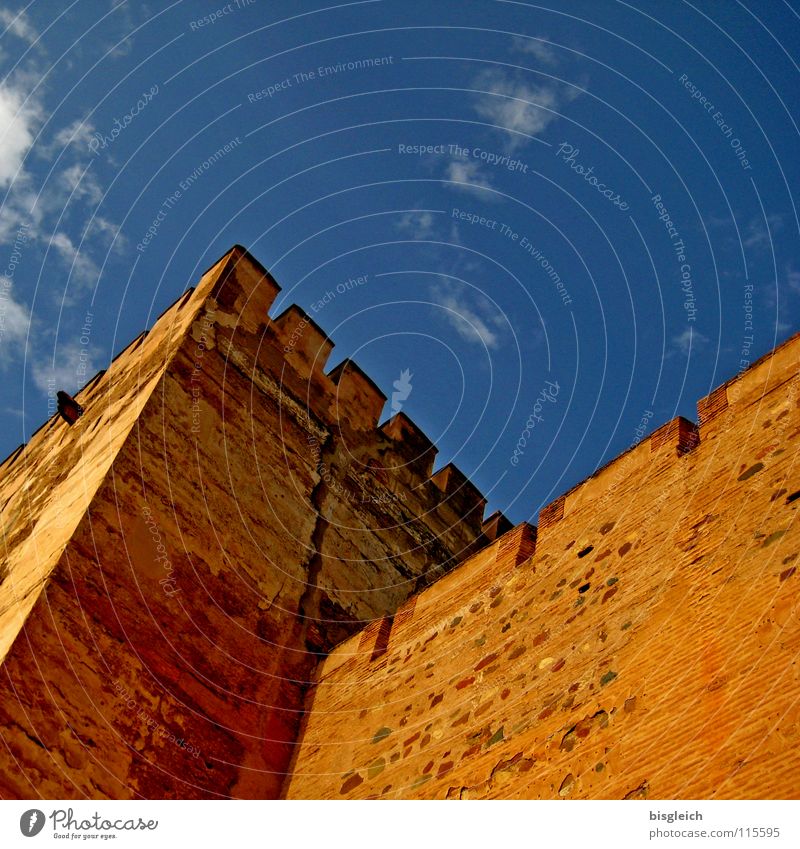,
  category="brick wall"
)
[286,336,800,799]
[0,247,496,798]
